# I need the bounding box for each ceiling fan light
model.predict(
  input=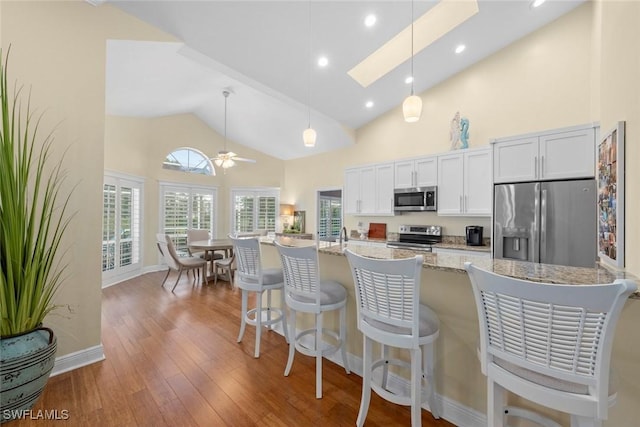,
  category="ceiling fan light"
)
[223,159,235,168]
[214,158,223,167]
[403,94,422,122]
[303,127,317,147]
